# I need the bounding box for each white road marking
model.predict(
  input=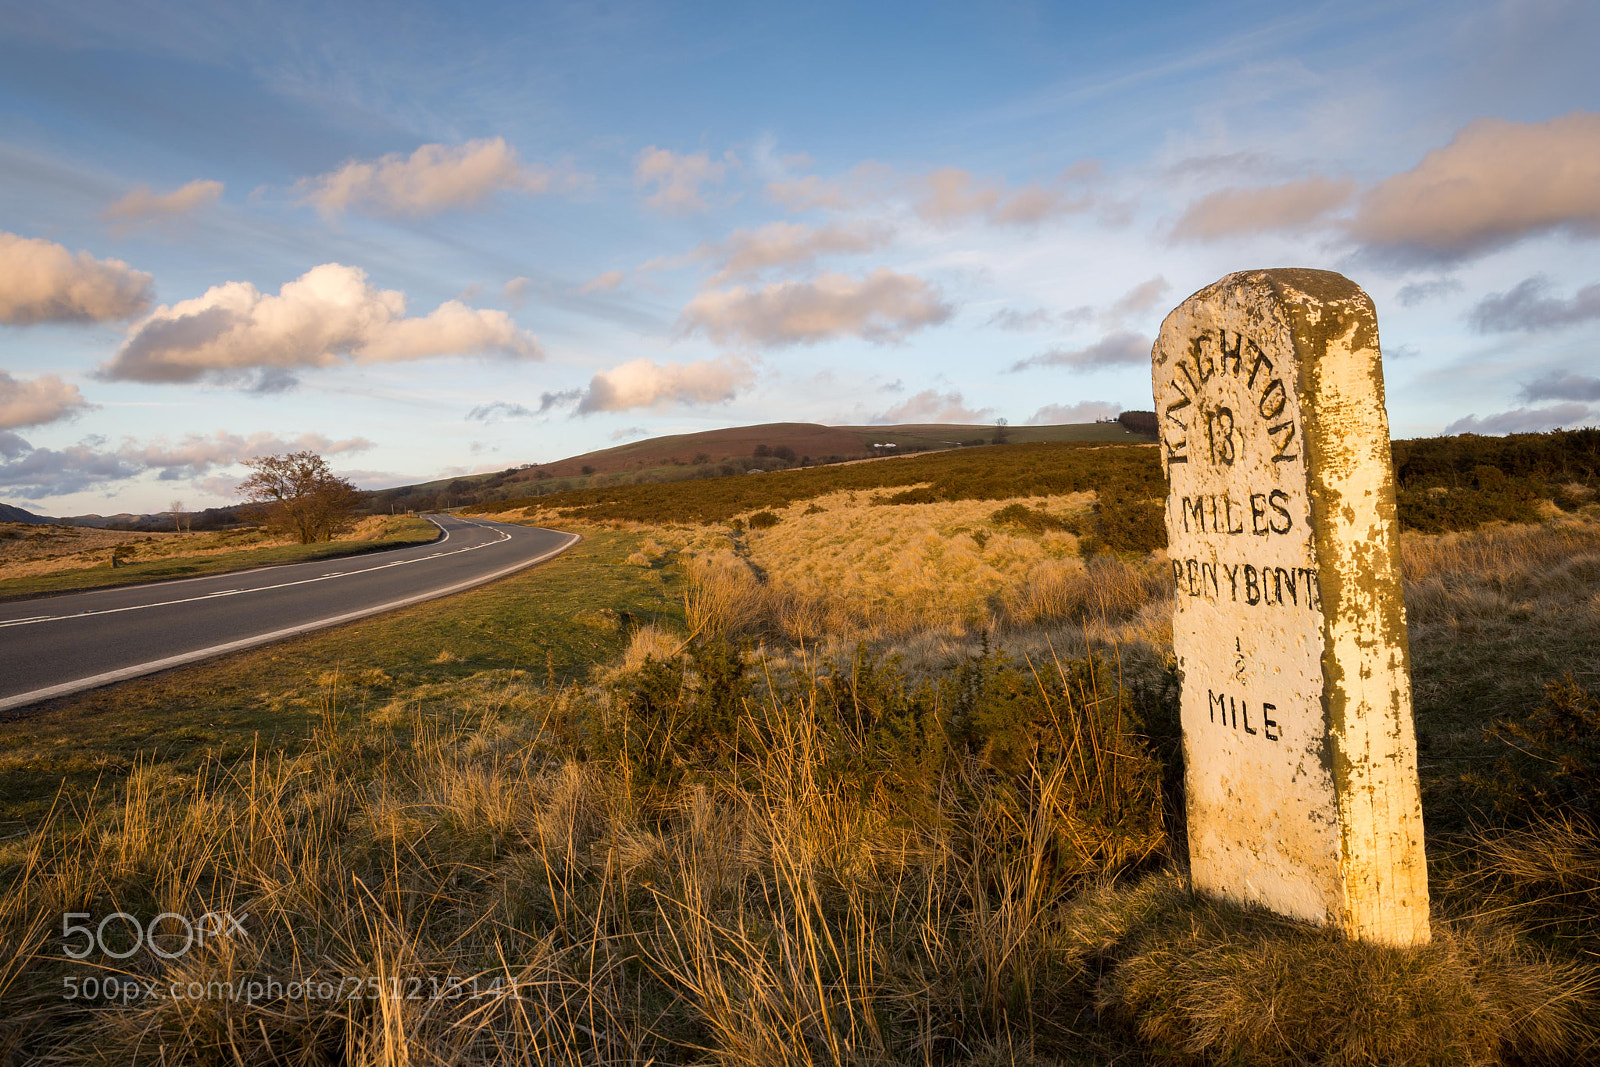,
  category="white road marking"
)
[0,517,514,629]
[0,529,580,713]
